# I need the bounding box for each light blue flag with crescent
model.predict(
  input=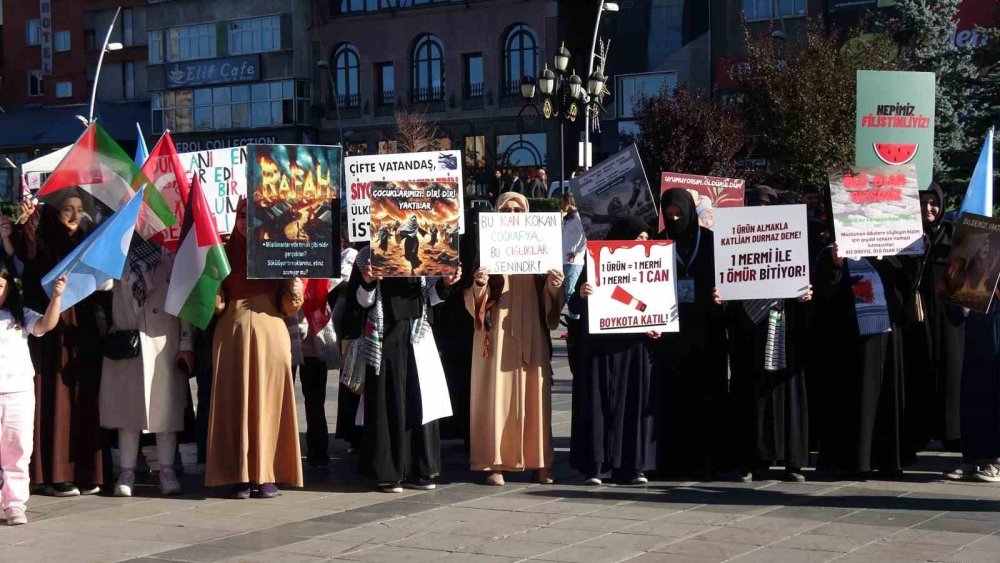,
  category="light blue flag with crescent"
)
[959,128,994,219]
[42,186,146,312]
[135,123,149,167]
